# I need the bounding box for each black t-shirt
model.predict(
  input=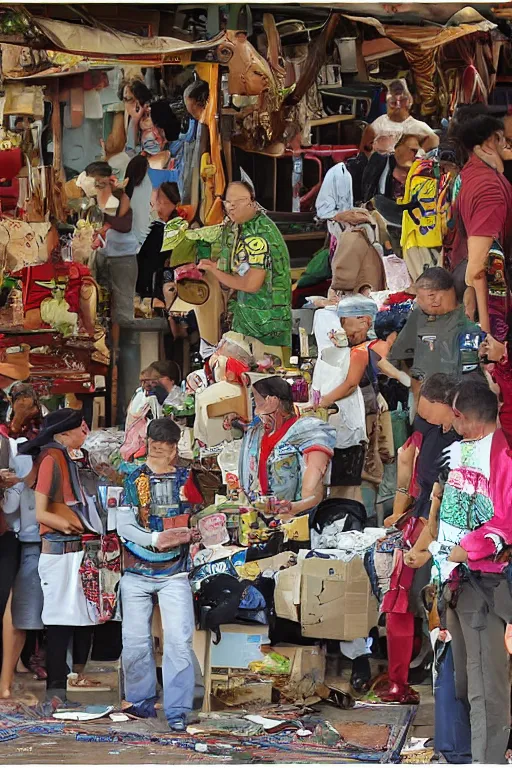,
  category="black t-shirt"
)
[412,415,459,519]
